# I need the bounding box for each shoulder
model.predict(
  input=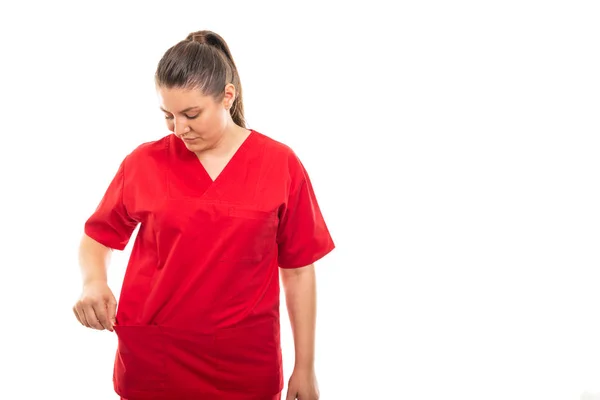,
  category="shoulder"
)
[123,134,172,168]
[252,130,304,168]
[252,129,308,184]
[128,134,171,159]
